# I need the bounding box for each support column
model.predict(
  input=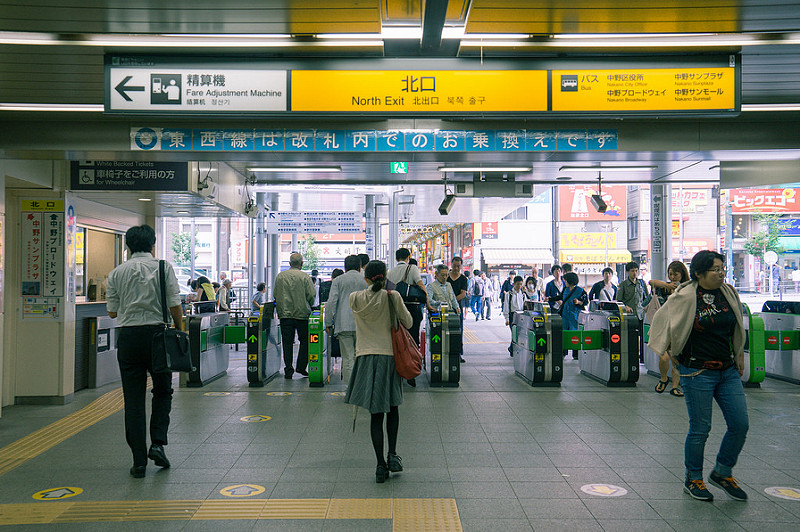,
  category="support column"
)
[269,194,280,297]
[650,184,671,282]
[255,192,266,289]
[389,189,400,266]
